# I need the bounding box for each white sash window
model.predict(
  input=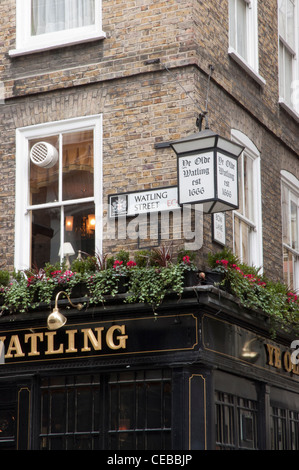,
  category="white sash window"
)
[231,130,263,269]
[31,0,95,35]
[15,115,102,271]
[9,0,105,56]
[278,0,299,118]
[228,0,265,86]
[281,171,299,290]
